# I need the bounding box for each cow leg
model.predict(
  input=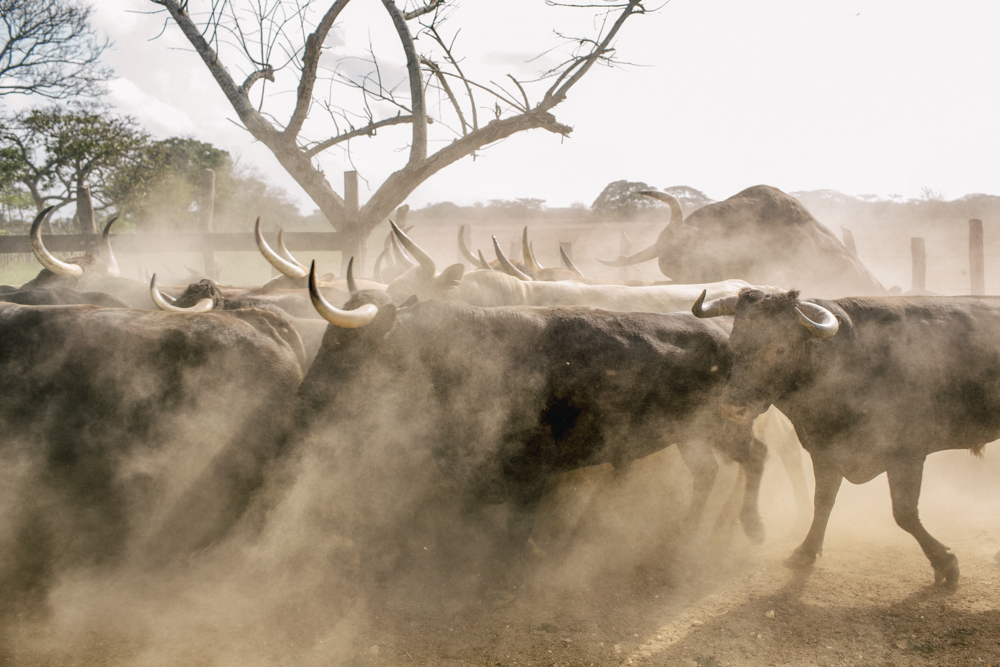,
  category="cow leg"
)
[735,435,767,544]
[786,459,842,568]
[709,423,767,543]
[676,439,718,538]
[886,459,959,587]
